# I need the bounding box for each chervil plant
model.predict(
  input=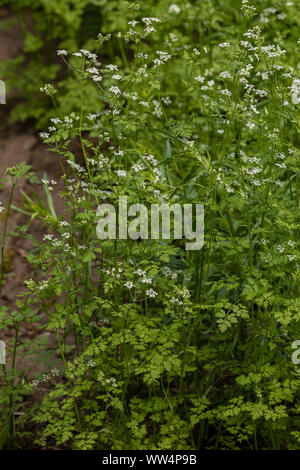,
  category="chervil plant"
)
[0,0,299,450]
